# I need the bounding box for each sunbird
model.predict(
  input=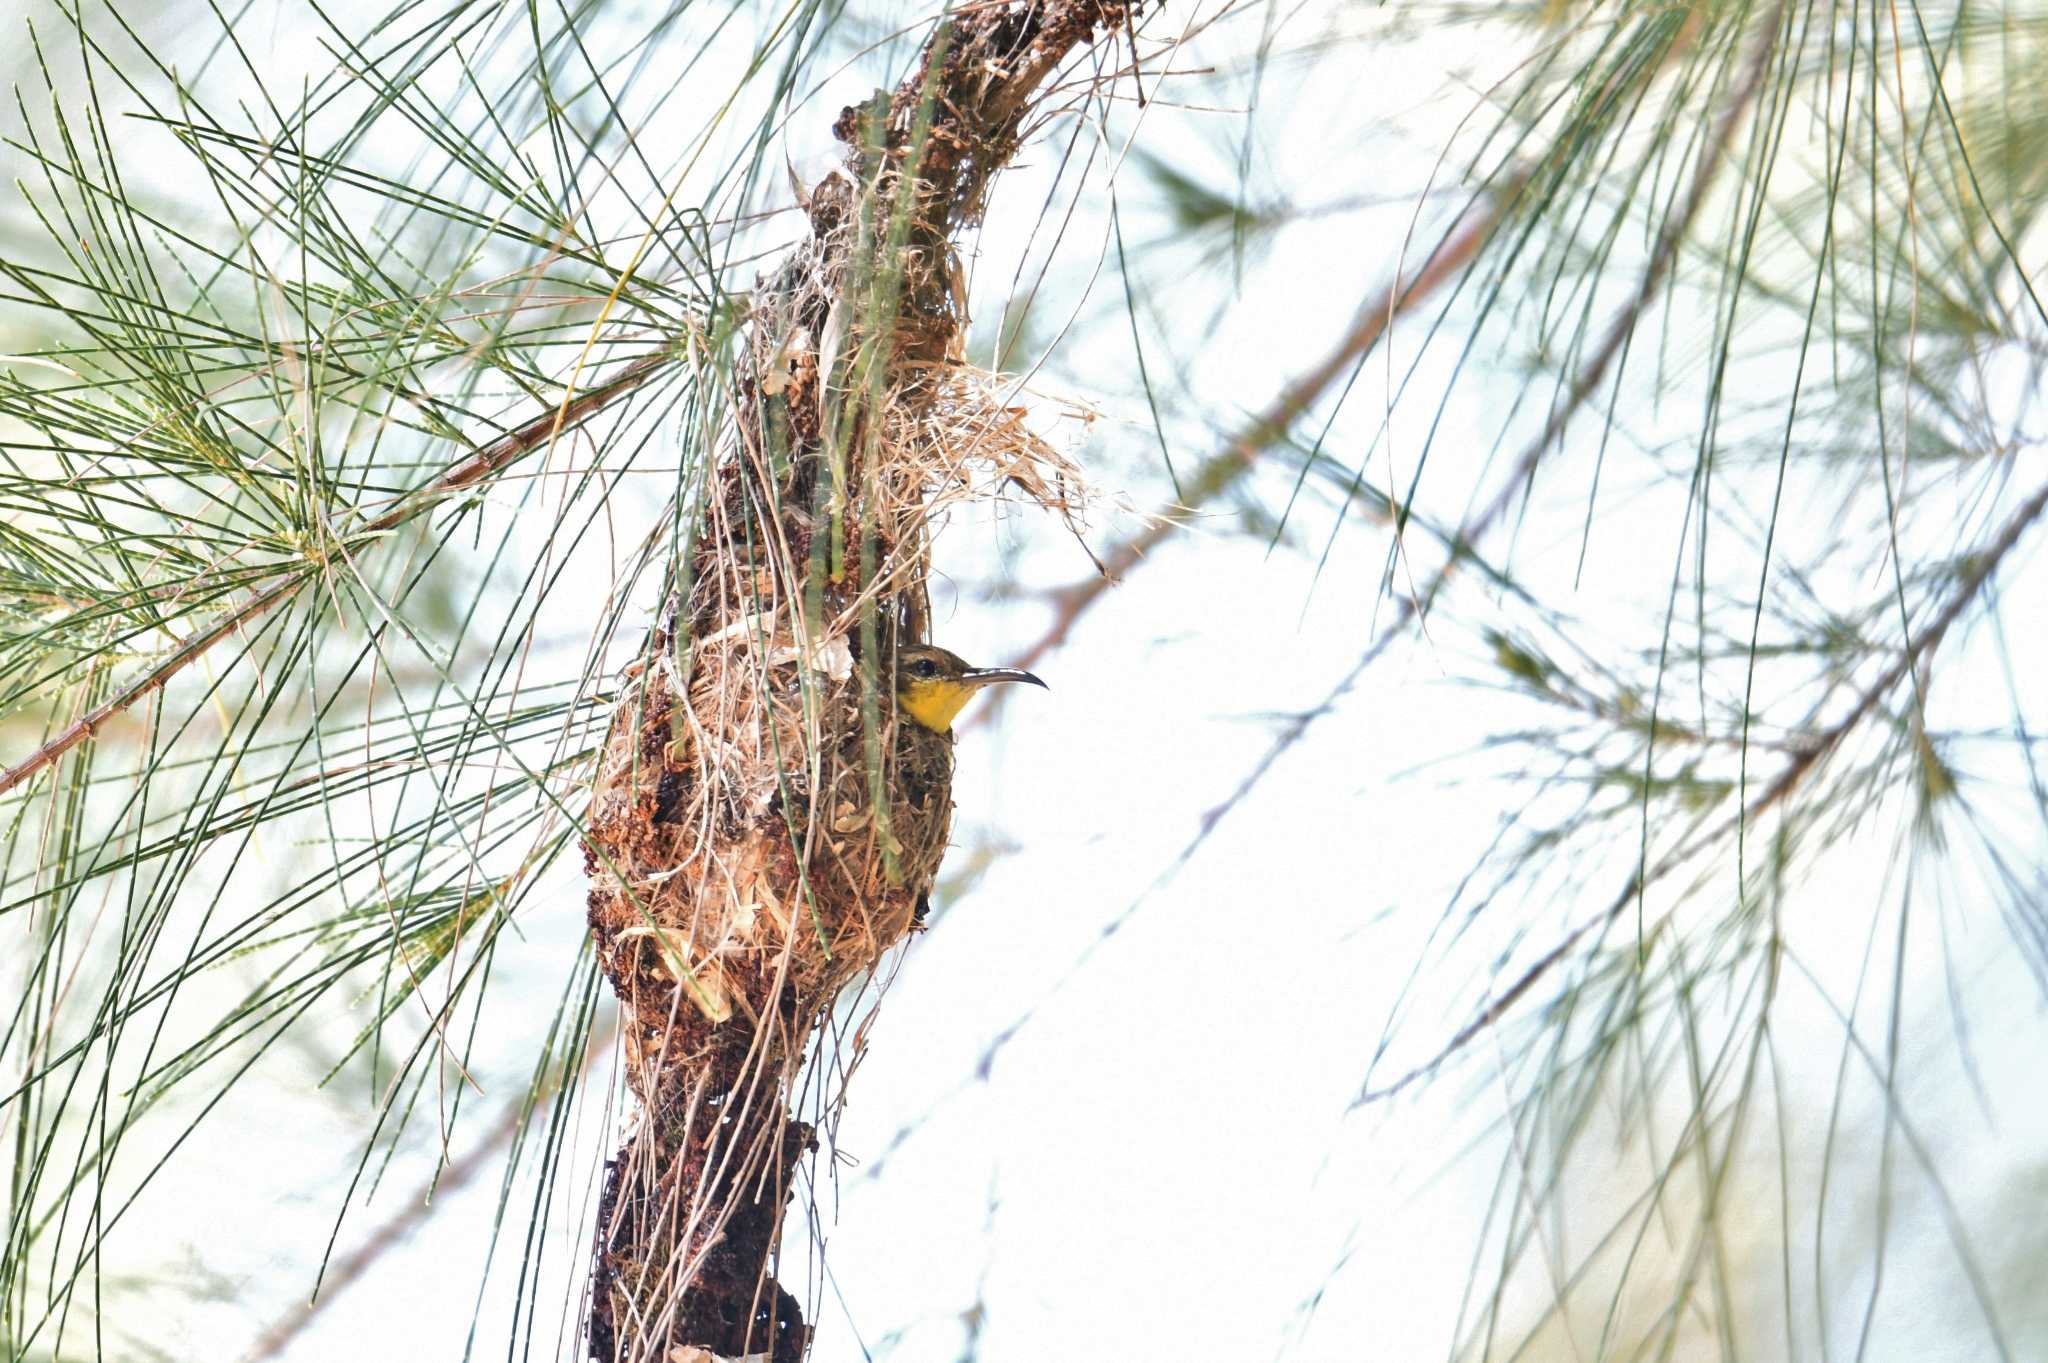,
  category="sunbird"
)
[895,644,1046,733]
